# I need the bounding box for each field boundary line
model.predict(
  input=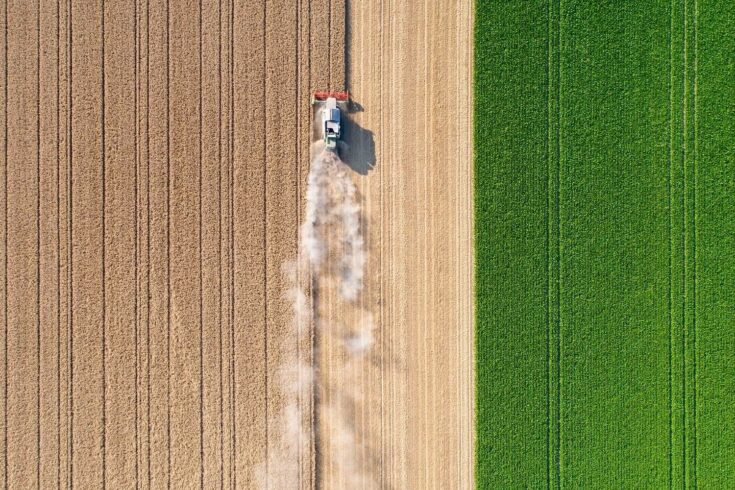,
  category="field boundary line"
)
[261,0,268,484]
[165,0,172,484]
[692,0,699,483]
[545,0,552,486]
[683,0,694,483]
[683,0,687,479]
[101,0,108,484]
[2,0,7,484]
[556,2,563,485]
[133,0,140,484]
[545,0,563,487]
[227,0,235,486]
[145,0,152,484]
[2,0,7,480]
[198,0,205,485]
[680,0,686,480]
[55,1,62,486]
[66,0,74,483]
[35,0,42,483]
[216,0,224,485]
[295,0,301,486]
[667,0,675,485]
